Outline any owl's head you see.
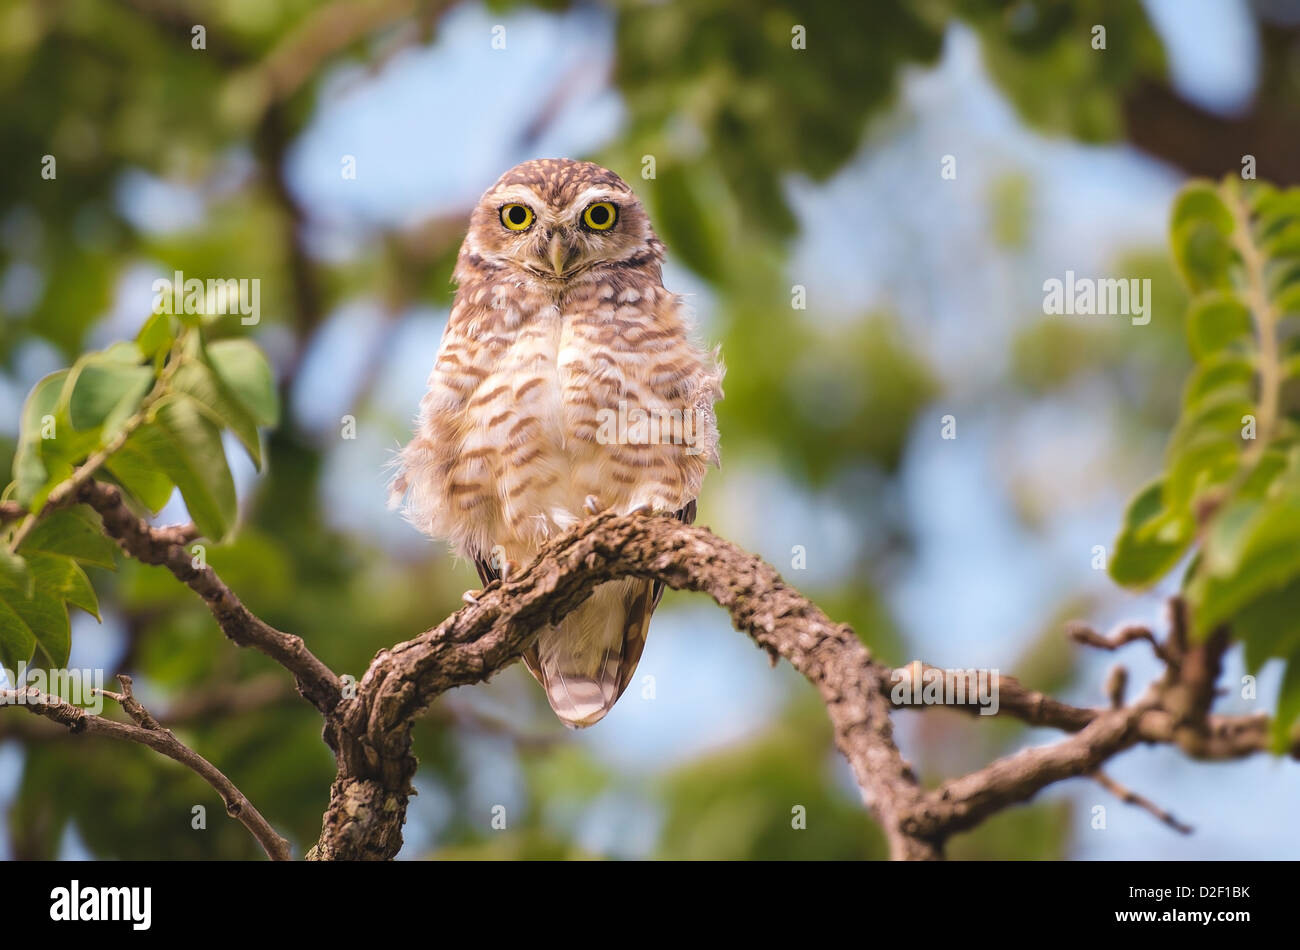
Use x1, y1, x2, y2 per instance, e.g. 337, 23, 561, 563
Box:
461, 159, 660, 282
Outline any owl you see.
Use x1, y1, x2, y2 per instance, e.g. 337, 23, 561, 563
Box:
391, 158, 723, 728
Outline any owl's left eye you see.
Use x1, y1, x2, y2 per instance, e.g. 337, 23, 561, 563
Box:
500, 203, 534, 231
582, 202, 618, 231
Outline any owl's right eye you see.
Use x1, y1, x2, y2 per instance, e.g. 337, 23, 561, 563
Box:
500, 204, 535, 231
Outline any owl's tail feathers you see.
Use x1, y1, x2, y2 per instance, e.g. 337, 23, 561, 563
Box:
524, 578, 654, 729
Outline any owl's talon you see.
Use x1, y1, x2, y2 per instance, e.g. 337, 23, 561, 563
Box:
499, 559, 520, 582
584, 495, 600, 515
462, 588, 482, 605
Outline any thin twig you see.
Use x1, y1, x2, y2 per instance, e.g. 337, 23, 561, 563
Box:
1067, 620, 1171, 663
1091, 769, 1194, 835
1, 676, 292, 860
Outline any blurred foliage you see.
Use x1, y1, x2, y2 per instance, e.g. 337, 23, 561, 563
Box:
948, 797, 1072, 860
654, 699, 887, 859
609, 0, 945, 241
1011, 250, 1191, 426
0, 0, 1293, 861
957, 0, 1165, 141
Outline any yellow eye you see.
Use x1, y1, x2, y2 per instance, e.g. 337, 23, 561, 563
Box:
582, 202, 617, 231
500, 203, 534, 231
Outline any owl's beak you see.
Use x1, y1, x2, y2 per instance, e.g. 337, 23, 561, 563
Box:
548, 234, 575, 277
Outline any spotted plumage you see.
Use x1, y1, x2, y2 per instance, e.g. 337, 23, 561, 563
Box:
391, 159, 723, 728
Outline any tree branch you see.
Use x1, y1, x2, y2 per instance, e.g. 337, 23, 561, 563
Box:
77, 481, 343, 716
18, 489, 1293, 860
313, 509, 936, 860
1091, 770, 1193, 835
1066, 620, 1171, 664
310, 513, 1296, 860
1, 675, 291, 861
906, 694, 1157, 838
880, 661, 1293, 759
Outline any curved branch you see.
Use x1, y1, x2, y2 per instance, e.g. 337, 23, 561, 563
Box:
315, 509, 936, 860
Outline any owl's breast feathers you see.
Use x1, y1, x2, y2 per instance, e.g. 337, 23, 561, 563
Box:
392, 268, 722, 562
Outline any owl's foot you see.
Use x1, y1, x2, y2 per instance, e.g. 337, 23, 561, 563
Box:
464, 557, 518, 604
584, 495, 601, 515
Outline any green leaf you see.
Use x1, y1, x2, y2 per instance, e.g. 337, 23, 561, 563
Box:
1274, 649, 1300, 754
67, 357, 153, 435
0, 549, 32, 597
206, 339, 279, 427
1109, 479, 1195, 588
1163, 389, 1254, 508
0, 596, 36, 674
1164, 433, 1239, 512
45, 558, 99, 623
1237, 578, 1300, 673
1167, 396, 1255, 472
1172, 183, 1236, 233
132, 396, 237, 540
1263, 220, 1300, 258
1170, 183, 1236, 293
1185, 293, 1253, 361
137, 311, 175, 360
13, 370, 69, 508
1186, 492, 1300, 635
18, 507, 118, 569
1250, 184, 1300, 223
1202, 498, 1260, 576
104, 438, 176, 513
1182, 356, 1255, 408
0, 553, 94, 670
1237, 445, 1293, 500
172, 359, 263, 468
